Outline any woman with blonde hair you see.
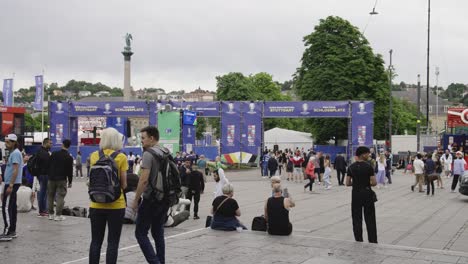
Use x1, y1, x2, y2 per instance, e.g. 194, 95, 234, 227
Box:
88, 127, 128, 264
376, 154, 386, 189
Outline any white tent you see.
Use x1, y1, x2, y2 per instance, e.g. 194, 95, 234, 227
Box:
264, 127, 313, 151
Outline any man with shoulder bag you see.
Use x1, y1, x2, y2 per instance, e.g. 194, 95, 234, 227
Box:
346, 146, 378, 244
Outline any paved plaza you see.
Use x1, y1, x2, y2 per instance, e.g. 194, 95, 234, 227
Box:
2, 169, 468, 263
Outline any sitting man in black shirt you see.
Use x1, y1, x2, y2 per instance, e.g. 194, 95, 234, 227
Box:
346, 146, 378, 243
265, 183, 295, 235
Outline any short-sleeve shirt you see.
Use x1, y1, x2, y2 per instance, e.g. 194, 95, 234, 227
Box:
140, 146, 164, 200
212, 196, 239, 217
347, 161, 374, 190
89, 149, 128, 209
5, 148, 23, 184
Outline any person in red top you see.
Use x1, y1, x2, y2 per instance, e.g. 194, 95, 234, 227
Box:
304, 156, 316, 192
290, 150, 304, 183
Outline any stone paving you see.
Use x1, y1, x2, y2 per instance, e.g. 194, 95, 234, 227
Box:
1, 168, 468, 263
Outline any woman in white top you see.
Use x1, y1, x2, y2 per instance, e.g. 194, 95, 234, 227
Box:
376, 154, 386, 188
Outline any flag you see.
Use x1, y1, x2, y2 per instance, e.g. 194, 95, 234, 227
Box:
34, 75, 44, 110
3, 79, 13, 107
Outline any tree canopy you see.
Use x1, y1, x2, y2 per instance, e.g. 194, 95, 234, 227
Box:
293, 16, 390, 143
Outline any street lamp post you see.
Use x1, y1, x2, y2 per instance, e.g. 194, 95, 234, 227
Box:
388, 49, 393, 152
426, 0, 431, 132
417, 74, 421, 152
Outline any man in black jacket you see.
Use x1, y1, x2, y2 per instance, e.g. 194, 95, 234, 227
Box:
334, 153, 347, 186
179, 159, 192, 198
36, 138, 51, 217
186, 169, 205, 219
47, 139, 73, 221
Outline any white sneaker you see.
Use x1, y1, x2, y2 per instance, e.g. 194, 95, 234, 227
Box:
48, 215, 54, 220
54, 215, 66, 221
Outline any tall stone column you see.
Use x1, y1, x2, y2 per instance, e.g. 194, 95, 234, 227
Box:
122, 50, 133, 101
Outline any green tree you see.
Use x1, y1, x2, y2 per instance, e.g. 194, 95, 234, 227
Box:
293, 16, 389, 143
196, 117, 207, 140
216, 72, 255, 101
440, 83, 467, 101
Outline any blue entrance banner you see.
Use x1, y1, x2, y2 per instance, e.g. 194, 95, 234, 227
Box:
221, 102, 241, 154
351, 101, 374, 146
182, 125, 196, 153
181, 101, 220, 117
70, 117, 78, 145
107, 116, 127, 138
33, 75, 44, 110
240, 102, 262, 156
3, 79, 13, 107
263, 101, 349, 118
70, 101, 148, 116
50, 102, 70, 146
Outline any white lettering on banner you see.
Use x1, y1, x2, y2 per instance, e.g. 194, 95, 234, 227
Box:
115, 106, 144, 112
74, 105, 98, 112
313, 106, 346, 113
195, 107, 217, 111
268, 106, 295, 113
3, 121, 13, 125
0, 107, 8, 112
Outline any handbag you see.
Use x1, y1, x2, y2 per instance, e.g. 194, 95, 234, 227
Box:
205, 196, 230, 228
406, 164, 413, 171
427, 173, 439, 182
370, 189, 378, 203
251, 215, 267, 231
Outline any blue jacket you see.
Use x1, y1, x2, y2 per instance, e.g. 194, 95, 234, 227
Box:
453, 158, 465, 175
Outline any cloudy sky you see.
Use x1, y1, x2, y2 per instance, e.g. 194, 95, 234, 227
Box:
0, 0, 466, 93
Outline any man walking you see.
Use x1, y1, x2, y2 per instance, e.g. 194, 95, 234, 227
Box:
0, 134, 23, 241
75, 151, 83, 178
132, 126, 170, 264
47, 139, 73, 221
411, 154, 425, 193
36, 138, 51, 217
346, 146, 377, 243
334, 153, 347, 185
179, 159, 192, 199
186, 168, 204, 219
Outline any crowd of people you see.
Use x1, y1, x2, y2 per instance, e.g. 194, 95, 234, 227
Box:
2, 124, 467, 263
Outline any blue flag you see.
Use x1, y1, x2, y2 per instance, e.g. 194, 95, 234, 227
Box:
3, 79, 13, 107
34, 75, 44, 110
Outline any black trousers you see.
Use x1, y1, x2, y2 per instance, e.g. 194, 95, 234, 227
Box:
2, 184, 20, 234
89, 208, 125, 264
304, 177, 315, 191
451, 174, 460, 191
269, 169, 277, 177
426, 175, 434, 195
351, 191, 377, 243
336, 169, 346, 185
186, 190, 201, 216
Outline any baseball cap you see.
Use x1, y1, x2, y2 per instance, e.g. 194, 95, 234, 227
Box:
5, 134, 17, 142
456, 151, 463, 155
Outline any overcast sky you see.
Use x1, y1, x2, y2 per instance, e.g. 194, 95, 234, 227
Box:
0, 0, 466, 93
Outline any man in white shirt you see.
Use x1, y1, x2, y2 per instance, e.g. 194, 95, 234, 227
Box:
213, 168, 229, 198
411, 154, 425, 192
440, 149, 453, 178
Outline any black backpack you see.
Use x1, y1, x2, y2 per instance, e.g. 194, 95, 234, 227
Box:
88, 150, 121, 203
146, 147, 181, 207
27, 154, 41, 176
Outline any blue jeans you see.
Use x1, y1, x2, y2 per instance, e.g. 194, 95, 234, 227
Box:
262, 163, 268, 176
37, 175, 48, 213
135, 199, 169, 264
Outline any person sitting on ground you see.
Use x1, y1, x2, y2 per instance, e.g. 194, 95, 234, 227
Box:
210, 183, 247, 231
213, 168, 229, 198
17, 178, 33, 213
265, 183, 295, 236
165, 198, 191, 227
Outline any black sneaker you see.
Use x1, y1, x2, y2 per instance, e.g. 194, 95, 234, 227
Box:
193, 215, 200, 220
411, 185, 414, 192
0, 234, 12, 242
7, 232, 17, 238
